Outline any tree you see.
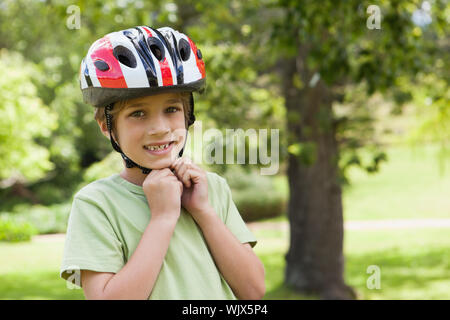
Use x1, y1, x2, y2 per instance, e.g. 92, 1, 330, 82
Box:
263, 0, 448, 299
0, 0, 173, 201
0, 50, 57, 189
189, 0, 448, 298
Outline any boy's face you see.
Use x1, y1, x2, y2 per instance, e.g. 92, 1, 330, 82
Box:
100, 92, 187, 170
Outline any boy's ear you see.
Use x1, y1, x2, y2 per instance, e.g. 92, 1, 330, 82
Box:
96, 119, 110, 139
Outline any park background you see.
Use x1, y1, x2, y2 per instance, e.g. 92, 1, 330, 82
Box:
0, 0, 449, 299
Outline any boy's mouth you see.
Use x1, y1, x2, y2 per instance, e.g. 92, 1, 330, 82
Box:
143, 141, 175, 151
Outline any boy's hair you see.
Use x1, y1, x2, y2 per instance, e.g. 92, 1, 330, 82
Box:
94, 92, 192, 131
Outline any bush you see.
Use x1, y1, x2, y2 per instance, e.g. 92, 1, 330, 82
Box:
33, 184, 67, 206
82, 151, 123, 185
0, 202, 71, 236
233, 187, 287, 222
220, 166, 287, 222
0, 217, 38, 242
10, 203, 71, 235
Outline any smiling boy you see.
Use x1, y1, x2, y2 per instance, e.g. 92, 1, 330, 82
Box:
60, 26, 265, 300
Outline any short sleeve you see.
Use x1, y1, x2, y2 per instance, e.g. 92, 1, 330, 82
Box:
60, 195, 125, 288
220, 177, 258, 248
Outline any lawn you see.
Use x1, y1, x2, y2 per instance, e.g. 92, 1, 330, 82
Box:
343, 144, 450, 221
253, 227, 450, 300
0, 239, 84, 300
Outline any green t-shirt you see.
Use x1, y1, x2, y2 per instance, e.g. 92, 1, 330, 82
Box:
60, 171, 257, 300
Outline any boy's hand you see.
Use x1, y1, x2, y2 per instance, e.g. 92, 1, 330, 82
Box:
142, 168, 183, 222
170, 157, 213, 221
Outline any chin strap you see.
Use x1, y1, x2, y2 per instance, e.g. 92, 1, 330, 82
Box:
104, 93, 196, 174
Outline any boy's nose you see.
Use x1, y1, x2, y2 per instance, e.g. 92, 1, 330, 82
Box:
146, 117, 171, 136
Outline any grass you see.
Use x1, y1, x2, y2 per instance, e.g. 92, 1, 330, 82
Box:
0, 240, 84, 300
253, 227, 450, 300
345, 227, 450, 299
343, 144, 450, 221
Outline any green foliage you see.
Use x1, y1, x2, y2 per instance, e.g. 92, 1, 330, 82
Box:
235, 188, 286, 222
81, 151, 124, 185
408, 74, 450, 148
222, 166, 287, 221
287, 142, 317, 166
0, 50, 58, 182
20, 204, 71, 235
1, 203, 71, 235
49, 80, 112, 168
0, 217, 37, 242
205, 0, 449, 178
0, 0, 171, 206
33, 184, 69, 206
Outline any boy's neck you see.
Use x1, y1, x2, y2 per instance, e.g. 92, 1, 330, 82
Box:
120, 169, 146, 187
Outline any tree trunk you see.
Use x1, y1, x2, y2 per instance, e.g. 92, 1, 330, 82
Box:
281, 52, 356, 300
10, 181, 40, 204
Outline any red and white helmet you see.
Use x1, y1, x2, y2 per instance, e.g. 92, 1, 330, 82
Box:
80, 26, 206, 108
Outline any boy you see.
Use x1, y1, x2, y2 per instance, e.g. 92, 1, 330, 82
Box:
60, 26, 265, 300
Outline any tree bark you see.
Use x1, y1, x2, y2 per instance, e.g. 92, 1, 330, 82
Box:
10, 181, 40, 204
281, 52, 356, 300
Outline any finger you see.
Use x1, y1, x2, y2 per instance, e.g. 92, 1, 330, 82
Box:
172, 158, 189, 177
175, 166, 191, 188
168, 174, 179, 182
171, 158, 183, 174
146, 169, 162, 181
187, 162, 202, 173
182, 157, 193, 165
172, 156, 193, 170
170, 157, 181, 169
176, 162, 191, 184
182, 158, 202, 171
182, 169, 201, 188
182, 163, 204, 179
177, 168, 190, 188
158, 168, 175, 178
171, 175, 182, 186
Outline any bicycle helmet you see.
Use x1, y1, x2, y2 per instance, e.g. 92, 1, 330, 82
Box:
79, 26, 206, 174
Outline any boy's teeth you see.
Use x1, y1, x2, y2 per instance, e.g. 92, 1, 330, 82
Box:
146, 143, 170, 151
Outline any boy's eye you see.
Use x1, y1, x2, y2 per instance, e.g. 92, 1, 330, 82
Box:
130, 110, 145, 117
166, 106, 181, 113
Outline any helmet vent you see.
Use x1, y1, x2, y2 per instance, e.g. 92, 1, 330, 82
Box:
147, 37, 165, 61
178, 38, 191, 61
113, 45, 137, 68
94, 60, 110, 71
